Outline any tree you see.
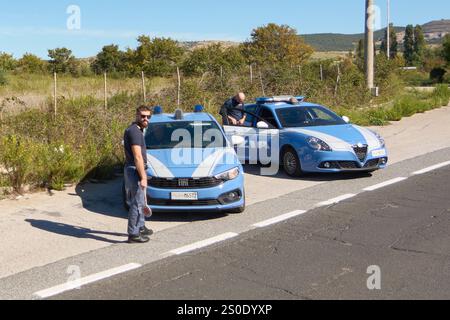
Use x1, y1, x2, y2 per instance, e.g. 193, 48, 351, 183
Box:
443, 34, 450, 65
355, 39, 365, 71
0, 52, 17, 71
91, 45, 125, 74
134, 36, 185, 77
48, 48, 77, 74
413, 25, 426, 66
380, 24, 398, 59
403, 25, 415, 66
181, 44, 245, 76
17, 53, 47, 73
243, 23, 313, 67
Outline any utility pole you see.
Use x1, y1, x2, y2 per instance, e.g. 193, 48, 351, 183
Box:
365, 0, 375, 90
387, 0, 391, 59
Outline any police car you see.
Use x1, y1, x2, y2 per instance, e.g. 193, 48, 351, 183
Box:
124, 106, 246, 213
223, 96, 388, 177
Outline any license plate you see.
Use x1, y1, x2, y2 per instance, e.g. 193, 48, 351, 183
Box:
171, 192, 198, 201
372, 149, 386, 157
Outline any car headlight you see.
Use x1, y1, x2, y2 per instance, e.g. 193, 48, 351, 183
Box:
307, 137, 332, 151
215, 167, 240, 181
371, 130, 385, 148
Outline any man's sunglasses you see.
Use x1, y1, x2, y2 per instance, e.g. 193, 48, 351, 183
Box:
140, 115, 151, 119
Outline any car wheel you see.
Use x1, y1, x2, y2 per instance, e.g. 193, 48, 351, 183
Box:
122, 181, 130, 211
282, 148, 303, 177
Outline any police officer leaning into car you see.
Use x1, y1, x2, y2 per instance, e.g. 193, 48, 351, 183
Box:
220, 92, 247, 126
123, 106, 154, 244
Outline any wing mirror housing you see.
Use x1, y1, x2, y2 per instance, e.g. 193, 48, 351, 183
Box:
257, 121, 269, 129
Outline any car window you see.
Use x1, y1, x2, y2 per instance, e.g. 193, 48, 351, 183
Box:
276, 106, 346, 128
259, 107, 279, 128
146, 121, 226, 149
244, 104, 257, 126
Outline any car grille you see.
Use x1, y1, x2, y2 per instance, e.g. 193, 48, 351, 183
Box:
149, 177, 223, 189
364, 159, 381, 168
148, 198, 221, 206
338, 161, 359, 169
352, 145, 368, 162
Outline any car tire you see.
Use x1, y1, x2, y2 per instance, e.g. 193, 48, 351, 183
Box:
282, 148, 304, 177
122, 181, 130, 211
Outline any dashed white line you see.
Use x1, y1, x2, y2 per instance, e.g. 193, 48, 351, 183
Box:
167, 232, 239, 256
412, 161, 450, 175
316, 194, 357, 207
363, 177, 408, 191
33, 263, 142, 299
252, 210, 307, 228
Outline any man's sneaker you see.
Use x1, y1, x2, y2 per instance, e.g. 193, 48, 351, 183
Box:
140, 226, 154, 236
128, 235, 150, 244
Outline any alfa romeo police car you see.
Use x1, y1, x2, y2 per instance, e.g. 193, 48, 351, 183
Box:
124, 106, 246, 213
223, 96, 388, 177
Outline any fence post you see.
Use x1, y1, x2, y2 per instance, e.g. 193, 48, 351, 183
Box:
250, 64, 253, 84
141, 71, 146, 104
334, 64, 341, 97
177, 67, 181, 107
104, 72, 108, 109
320, 64, 323, 81
259, 69, 265, 96
53, 72, 57, 118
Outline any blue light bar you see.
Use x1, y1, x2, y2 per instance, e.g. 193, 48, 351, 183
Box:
153, 106, 163, 115
256, 95, 305, 104
194, 105, 204, 113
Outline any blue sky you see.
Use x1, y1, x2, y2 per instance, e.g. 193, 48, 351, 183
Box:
0, 0, 449, 58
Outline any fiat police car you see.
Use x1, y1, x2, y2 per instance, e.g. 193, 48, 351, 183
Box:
124, 106, 246, 213
223, 96, 388, 177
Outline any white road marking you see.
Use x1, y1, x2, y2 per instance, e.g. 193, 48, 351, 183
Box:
167, 232, 239, 256
316, 194, 357, 207
412, 161, 450, 175
252, 210, 307, 228
33, 263, 142, 299
363, 177, 408, 191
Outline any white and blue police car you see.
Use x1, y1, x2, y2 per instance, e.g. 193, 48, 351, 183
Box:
224, 96, 388, 177
124, 106, 246, 213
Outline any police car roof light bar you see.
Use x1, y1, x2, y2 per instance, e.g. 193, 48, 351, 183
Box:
153, 106, 163, 115
194, 105, 204, 113
256, 95, 305, 104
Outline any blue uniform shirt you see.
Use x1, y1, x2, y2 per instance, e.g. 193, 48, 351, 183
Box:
124, 123, 148, 167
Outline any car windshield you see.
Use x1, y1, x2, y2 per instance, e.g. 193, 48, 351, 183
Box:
145, 121, 226, 150
276, 106, 346, 128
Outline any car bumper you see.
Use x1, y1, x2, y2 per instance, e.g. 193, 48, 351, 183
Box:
146, 175, 245, 212
300, 149, 389, 173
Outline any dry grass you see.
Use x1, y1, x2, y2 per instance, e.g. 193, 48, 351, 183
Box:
0, 74, 172, 112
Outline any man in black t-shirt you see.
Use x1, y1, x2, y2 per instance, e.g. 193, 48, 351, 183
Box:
123, 106, 153, 244
220, 92, 247, 126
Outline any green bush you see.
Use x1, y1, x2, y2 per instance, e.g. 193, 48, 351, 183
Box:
0, 69, 7, 86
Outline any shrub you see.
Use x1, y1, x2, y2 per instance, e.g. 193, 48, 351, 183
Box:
0, 69, 7, 86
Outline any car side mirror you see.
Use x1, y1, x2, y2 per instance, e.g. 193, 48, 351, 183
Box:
257, 121, 269, 129
231, 135, 245, 146
342, 116, 350, 123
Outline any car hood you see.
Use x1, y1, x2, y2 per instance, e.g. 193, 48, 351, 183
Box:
146, 147, 240, 178
284, 124, 383, 152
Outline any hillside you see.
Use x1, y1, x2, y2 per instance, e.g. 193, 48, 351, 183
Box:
302, 19, 450, 52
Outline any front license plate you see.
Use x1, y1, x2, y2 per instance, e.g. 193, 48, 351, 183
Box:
171, 192, 198, 201
372, 149, 386, 157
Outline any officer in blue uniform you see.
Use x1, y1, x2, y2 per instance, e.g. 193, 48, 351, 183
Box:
123, 106, 154, 244
220, 92, 247, 126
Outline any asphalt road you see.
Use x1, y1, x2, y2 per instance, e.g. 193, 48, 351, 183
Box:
54, 166, 450, 300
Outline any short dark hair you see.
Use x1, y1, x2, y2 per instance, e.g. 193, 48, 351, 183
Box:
136, 105, 152, 114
